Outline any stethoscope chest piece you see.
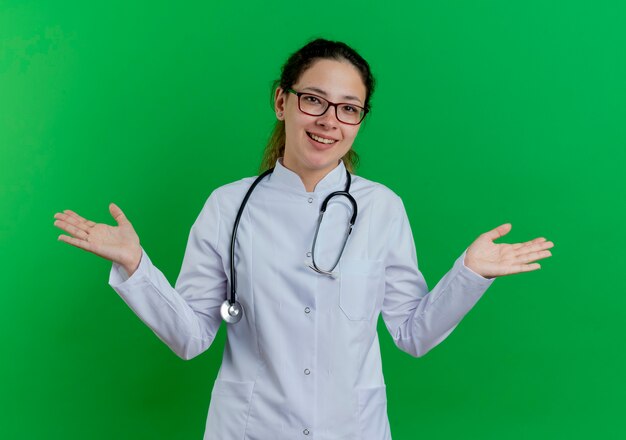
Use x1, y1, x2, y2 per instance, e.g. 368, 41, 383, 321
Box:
220, 299, 244, 324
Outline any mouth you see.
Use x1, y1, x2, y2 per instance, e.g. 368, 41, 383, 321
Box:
306, 131, 338, 145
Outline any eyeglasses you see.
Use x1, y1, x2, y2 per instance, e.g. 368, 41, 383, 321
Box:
287, 88, 368, 125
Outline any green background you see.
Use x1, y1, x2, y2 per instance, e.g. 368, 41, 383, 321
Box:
2, 0, 625, 438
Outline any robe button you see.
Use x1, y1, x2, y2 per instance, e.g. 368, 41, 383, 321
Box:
304, 307, 311, 314
303, 428, 310, 435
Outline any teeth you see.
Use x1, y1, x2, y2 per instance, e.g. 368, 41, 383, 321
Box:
308, 132, 336, 144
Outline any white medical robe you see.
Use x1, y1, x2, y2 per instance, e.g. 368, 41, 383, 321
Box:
108, 158, 495, 439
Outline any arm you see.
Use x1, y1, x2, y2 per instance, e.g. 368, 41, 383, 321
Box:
381, 198, 495, 358
108, 192, 227, 360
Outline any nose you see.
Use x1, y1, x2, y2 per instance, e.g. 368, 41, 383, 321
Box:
316, 104, 340, 128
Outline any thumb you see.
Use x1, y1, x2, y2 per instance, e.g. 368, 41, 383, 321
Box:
109, 202, 129, 226
483, 223, 512, 241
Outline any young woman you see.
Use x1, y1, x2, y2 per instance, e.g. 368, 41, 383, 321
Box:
53, 39, 554, 439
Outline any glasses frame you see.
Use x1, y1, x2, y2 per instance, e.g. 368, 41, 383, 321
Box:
286, 88, 368, 125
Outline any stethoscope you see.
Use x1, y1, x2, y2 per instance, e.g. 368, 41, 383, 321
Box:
220, 167, 358, 324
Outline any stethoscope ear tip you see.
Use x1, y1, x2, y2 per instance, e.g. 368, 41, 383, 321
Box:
306, 263, 340, 279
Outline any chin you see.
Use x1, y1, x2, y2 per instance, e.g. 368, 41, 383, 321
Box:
284, 135, 348, 173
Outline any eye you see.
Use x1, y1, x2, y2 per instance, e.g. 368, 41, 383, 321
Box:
303, 95, 321, 104
341, 105, 358, 113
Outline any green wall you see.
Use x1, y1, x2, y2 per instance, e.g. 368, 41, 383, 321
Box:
2, 0, 625, 438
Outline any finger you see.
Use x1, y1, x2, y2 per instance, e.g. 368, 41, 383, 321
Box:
511, 263, 541, 274
63, 209, 96, 228
483, 223, 512, 241
511, 237, 547, 251
532, 240, 554, 252
54, 212, 92, 234
109, 202, 129, 226
517, 249, 552, 263
514, 240, 554, 256
53, 219, 89, 240
58, 234, 97, 253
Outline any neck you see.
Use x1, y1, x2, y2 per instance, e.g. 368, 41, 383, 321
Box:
301, 172, 326, 192
281, 158, 339, 192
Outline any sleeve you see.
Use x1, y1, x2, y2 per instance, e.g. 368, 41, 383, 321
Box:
381, 197, 495, 358
108, 191, 227, 360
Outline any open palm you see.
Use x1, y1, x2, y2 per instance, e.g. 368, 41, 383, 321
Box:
464, 223, 554, 279
53, 203, 142, 269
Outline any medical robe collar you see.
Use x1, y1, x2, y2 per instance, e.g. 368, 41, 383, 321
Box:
270, 157, 348, 194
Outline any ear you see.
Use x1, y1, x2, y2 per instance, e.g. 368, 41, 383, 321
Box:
274, 87, 286, 120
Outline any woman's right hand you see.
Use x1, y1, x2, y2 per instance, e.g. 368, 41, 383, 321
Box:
53, 203, 142, 275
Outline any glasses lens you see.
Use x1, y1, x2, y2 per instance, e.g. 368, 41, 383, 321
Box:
299, 93, 365, 125
337, 104, 365, 125
299, 94, 328, 116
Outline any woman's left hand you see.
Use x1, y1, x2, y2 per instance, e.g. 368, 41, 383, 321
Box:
464, 223, 554, 279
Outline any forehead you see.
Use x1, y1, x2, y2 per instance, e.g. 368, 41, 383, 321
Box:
294, 58, 366, 103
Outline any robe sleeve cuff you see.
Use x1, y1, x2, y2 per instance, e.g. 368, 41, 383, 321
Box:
109, 247, 151, 288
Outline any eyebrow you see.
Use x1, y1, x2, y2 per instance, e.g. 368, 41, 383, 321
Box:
301, 86, 363, 105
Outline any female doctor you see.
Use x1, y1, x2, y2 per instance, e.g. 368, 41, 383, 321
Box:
53, 39, 554, 439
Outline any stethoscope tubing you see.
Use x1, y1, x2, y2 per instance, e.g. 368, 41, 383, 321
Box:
229, 167, 274, 303
223, 166, 356, 323
308, 187, 357, 276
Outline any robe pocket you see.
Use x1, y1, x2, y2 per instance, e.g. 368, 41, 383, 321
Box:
205, 379, 255, 440
357, 385, 390, 440
339, 259, 384, 321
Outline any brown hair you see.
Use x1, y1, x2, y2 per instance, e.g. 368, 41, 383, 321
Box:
260, 38, 376, 173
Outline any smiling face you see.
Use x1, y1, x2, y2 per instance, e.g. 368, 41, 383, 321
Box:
274, 58, 367, 189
